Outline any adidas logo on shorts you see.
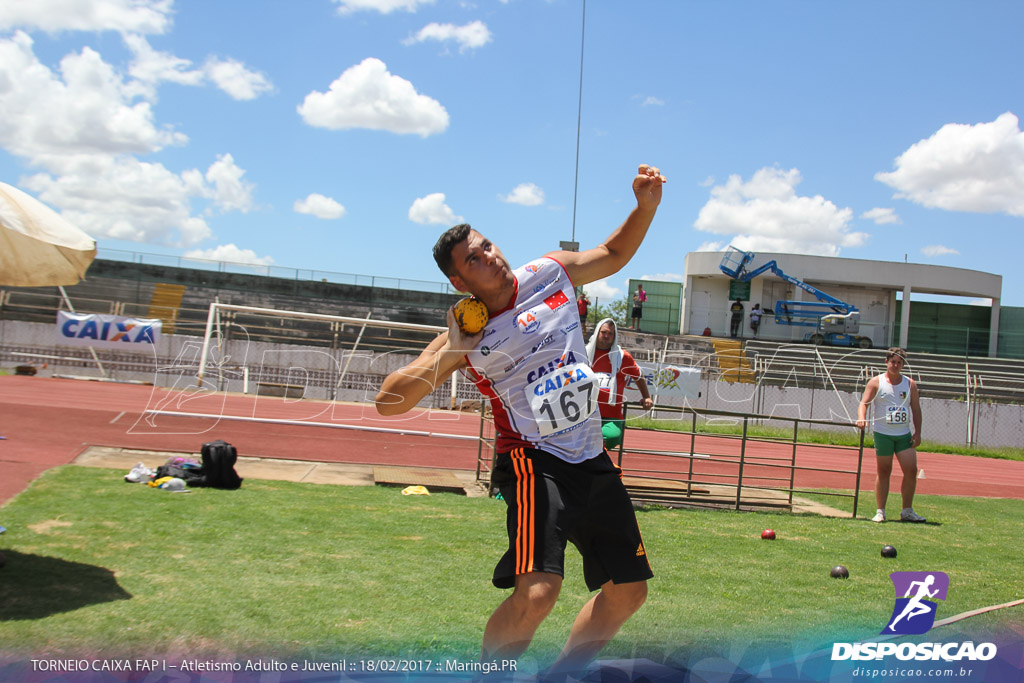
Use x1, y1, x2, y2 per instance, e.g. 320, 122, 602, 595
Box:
636, 544, 646, 557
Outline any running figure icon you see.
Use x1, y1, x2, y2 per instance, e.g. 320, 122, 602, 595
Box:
888, 574, 939, 632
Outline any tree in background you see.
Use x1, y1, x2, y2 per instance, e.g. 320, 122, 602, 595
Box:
586, 295, 630, 331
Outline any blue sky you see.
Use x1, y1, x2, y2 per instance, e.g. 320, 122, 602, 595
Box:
2, 0, 1023, 306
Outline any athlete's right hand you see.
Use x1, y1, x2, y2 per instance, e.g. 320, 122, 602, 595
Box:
445, 306, 484, 353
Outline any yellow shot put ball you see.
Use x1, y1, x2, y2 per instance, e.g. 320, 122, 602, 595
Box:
454, 297, 489, 334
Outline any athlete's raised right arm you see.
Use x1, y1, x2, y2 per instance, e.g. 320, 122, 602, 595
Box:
375, 308, 480, 416
547, 164, 665, 287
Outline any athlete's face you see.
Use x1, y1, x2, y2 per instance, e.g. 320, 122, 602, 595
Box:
596, 323, 615, 350
447, 230, 513, 298
886, 354, 905, 374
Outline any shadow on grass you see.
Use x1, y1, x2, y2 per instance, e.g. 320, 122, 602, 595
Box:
0, 551, 132, 620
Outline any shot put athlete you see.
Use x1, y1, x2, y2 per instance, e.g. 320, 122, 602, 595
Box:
376, 164, 666, 675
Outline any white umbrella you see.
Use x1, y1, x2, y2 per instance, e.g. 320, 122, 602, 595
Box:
0, 181, 96, 286
0, 181, 105, 375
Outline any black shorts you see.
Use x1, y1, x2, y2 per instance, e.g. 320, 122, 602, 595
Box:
491, 447, 654, 591
631, 306, 643, 319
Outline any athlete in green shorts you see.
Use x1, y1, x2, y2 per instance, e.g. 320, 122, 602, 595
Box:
856, 347, 926, 523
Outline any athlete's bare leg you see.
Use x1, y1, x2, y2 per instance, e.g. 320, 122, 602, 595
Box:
481, 572, 561, 662
894, 448, 919, 509
548, 579, 648, 674
875, 455, 894, 511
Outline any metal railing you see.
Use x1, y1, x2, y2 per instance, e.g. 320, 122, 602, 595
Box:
611, 404, 866, 517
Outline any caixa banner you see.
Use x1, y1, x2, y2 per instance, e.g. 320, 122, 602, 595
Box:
57, 312, 161, 350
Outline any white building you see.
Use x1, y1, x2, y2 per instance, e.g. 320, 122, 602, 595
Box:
682, 251, 1002, 356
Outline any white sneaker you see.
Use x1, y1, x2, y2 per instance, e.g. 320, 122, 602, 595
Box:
901, 509, 927, 523
871, 510, 886, 523
124, 462, 154, 483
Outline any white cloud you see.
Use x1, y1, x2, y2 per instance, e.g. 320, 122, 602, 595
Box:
333, 0, 435, 14
921, 244, 959, 257
184, 243, 275, 266
404, 21, 492, 52
693, 167, 868, 256
294, 193, 347, 219
123, 33, 203, 95
21, 156, 213, 247
203, 154, 254, 213
18, 153, 256, 247
876, 112, 1024, 216
0, 31, 270, 252
644, 272, 684, 282
0, 32, 187, 160
409, 192, 462, 225
123, 35, 272, 101
499, 182, 544, 206
640, 96, 664, 107
583, 278, 621, 301
0, 0, 173, 34
204, 57, 273, 101
297, 57, 449, 137
861, 207, 901, 225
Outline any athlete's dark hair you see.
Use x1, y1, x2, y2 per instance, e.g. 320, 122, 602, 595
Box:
432, 223, 472, 277
886, 347, 907, 362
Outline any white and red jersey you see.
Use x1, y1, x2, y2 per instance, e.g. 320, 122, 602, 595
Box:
464, 257, 602, 464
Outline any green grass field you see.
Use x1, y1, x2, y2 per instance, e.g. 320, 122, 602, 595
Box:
1, 467, 1022, 669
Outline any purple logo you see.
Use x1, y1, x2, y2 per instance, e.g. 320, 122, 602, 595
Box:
883, 571, 949, 635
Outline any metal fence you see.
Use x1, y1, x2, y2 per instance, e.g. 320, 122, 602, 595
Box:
470, 402, 868, 516
607, 404, 866, 516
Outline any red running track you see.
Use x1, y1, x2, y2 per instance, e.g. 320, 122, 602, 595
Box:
2, 375, 1024, 506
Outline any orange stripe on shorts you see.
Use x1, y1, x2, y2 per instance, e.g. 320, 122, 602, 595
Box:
512, 449, 535, 576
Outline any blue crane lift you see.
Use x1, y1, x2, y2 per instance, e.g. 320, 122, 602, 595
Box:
718, 246, 873, 348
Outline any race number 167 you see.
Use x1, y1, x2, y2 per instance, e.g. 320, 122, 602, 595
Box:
537, 381, 595, 432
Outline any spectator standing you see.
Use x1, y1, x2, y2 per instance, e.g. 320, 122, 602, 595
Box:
586, 318, 653, 451
749, 304, 762, 337
729, 298, 744, 338
577, 291, 591, 337
631, 284, 647, 331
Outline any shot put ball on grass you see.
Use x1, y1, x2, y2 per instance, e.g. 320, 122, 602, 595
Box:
454, 297, 489, 334
881, 545, 898, 558
830, 565, 850, 579
761, 529, 776, 540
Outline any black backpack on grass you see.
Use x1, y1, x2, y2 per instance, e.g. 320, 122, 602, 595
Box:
199, 440, 243, 489
154, 459, 205, 486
